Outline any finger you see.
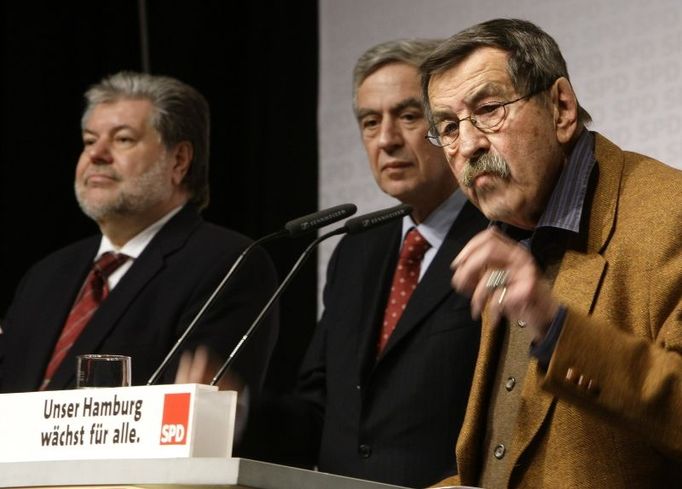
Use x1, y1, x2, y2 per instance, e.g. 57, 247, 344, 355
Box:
452, 228, 497, 269
175, 350, 193, 384
471, 267, 512, 318
452, 227, 515, 269
452, 260, 486, 297
469, 271, 491, 318
187, 345, 210, 384
452, 240, 513, 297
452, 236, 500, 295
453, 231, 517, 280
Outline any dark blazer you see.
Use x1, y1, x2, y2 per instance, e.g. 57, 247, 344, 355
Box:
240, 200, 487, 488
0, 204, 278, 393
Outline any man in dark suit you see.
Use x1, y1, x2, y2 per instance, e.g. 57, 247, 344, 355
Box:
0, 72, 278, 394
228, 39, 486, 488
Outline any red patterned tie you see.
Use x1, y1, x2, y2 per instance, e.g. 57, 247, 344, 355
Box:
41, 252, 129, 390
377, 228, 431, 355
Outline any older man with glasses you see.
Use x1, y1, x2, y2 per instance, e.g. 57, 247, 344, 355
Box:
421, 18, 682, 488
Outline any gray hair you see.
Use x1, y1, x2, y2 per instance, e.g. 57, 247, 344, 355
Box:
352, 38, 444, 114
420, 18, 591, 126
82, 71, 211, 210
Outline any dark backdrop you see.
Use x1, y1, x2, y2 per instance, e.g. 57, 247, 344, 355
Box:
0, 0, 319, 394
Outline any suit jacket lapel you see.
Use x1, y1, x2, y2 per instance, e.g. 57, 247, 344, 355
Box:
456, 306, 504, 482
379, 202, 486, 359
508, 249, 605, 468
508, 133, 624, 475
458, 248, 610, 483
20, 242, 98, 390
355, 221, 401, 385
49, 205, 202, 388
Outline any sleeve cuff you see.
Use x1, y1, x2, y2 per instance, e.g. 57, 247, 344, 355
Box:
530, 305, 567, 369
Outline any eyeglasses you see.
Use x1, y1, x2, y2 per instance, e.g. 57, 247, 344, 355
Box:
425, 87, 548, 148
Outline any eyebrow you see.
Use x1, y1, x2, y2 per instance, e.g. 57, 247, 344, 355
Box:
463, 82, 508, 106
430, 82, 510, 124
356, 97, 423, 121
393, 97, 423, 113
82, 124, 136, 136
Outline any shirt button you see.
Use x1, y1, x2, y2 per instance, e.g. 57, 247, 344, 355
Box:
356, 384, 361, 390
517, 320, 527, 328
358, 444, 372, 458
505, 376, 516, 392
494, 443, 506, 459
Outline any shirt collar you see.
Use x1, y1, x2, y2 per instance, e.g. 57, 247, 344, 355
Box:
401, 189, 468, 249
95, 205, 184, 261
536, 129, 595, 234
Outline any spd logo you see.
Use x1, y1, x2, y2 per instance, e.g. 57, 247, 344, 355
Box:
160, 392, 190, 445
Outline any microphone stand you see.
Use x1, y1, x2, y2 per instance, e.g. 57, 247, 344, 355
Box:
146, 203, 357, 385
146, 229, 287, 385
210, 227, 346, 386
209, 203, 412, 386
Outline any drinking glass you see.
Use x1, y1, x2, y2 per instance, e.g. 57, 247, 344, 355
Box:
76, 354, 131, 388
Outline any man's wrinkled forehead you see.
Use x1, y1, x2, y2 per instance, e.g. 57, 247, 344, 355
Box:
428, 48, 513, 107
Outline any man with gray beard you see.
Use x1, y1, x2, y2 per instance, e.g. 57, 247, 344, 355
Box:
0, 72, 278, 393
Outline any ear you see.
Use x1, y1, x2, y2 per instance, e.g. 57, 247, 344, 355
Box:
169, 141, 193, 186
551, 77, 579, 144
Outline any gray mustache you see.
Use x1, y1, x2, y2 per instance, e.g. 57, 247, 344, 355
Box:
459, 152, 510, 187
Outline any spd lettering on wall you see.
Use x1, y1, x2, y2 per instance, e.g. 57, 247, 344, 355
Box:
159, 392, 190, 445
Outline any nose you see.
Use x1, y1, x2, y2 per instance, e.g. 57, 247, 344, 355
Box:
377, 119, 403, 152
87, 138, 113, 164
452, 120, 490, 161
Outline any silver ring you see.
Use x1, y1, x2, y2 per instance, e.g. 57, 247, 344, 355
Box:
486, 269, 508, 290
497, 286, 508, 304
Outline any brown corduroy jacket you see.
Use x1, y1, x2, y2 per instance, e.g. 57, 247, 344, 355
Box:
437, 134, 682, 488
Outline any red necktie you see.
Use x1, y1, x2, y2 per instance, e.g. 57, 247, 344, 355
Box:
41, 252, 129, 389
377, 228, 431, 354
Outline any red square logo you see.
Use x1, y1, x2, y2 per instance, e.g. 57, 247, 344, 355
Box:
160, 392, 191, 445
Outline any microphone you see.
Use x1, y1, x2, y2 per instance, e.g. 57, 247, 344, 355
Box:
146, 203, 357, 385
344, 203, 412, 234
210, 203, 412, 386
285, 204, 358, 236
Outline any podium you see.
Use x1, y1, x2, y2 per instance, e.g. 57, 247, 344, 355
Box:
0, 457, 411, 488
0, 385, 411, 488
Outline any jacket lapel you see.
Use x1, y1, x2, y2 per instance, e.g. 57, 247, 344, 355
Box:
509, 250, 606, 474
355, 221, 402, 384
20, 242, 98, 390
49, 205, 201, 388
379, 202, 486, 359
456, 307, 504, 483
508, 133, 624, 476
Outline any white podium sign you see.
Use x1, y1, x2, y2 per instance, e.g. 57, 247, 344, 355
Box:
0, 383, 235, 463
